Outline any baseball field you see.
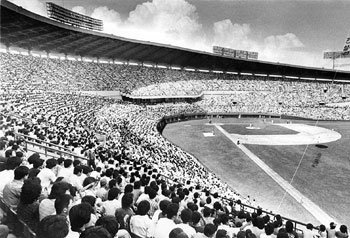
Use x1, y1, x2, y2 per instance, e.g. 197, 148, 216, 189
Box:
162, 118, 350, 226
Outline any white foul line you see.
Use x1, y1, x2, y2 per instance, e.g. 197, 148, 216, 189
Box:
214, 124, 338, 225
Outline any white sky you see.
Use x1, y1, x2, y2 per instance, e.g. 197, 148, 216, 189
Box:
7, 0, 350, 70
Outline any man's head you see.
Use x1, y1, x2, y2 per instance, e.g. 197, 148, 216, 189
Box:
73, 166, 83, 176
203, 224, 217, 237
14, 165, 29, 180
79, 226, 111, 238
105, 186, 119, 200
136, 200, 150, 216
69, 203, 95, 232
54, 194, 73, 216
166, 203, 179, 219
169, 228, 189, 238
180, 209, 192, 224
63, 159, 73, 168
95, 216, 118, 238
6, 156, 22, 170
46, 158, 58, 169
37, 215, 69, 238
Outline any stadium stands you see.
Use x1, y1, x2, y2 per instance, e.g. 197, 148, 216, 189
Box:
1, 0, 350, 236
0, 54, 349, 237
1, 51, 349, 121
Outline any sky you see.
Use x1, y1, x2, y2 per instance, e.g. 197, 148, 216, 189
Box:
8, 0, 350, 70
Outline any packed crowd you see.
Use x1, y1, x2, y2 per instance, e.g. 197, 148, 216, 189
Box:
1, 99, 348, 238
2, 52, 348, 109
130, 79, 348, 101
0, 52, 225, 92
0, 51, 349, 238
194, 95, 350, 120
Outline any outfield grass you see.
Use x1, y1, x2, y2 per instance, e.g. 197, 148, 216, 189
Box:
245, 121, 350, 225
162, 118, 350, 225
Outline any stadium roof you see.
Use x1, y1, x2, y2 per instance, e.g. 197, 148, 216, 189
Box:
1, 0, 350, 81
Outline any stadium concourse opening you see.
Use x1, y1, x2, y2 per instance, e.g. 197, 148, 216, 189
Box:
0, 0, 349, 238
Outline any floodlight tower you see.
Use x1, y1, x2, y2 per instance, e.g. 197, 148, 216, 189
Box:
323, 36, 350, 70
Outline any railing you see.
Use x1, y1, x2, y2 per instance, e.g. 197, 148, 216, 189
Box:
14, 133, 87, 161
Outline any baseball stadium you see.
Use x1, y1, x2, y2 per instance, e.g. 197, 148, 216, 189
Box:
0, 0, 349, 238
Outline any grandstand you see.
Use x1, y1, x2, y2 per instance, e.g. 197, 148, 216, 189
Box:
0, 0, 349, 238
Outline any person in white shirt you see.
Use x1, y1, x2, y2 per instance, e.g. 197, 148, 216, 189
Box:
176, 208, 196, 238
136, 186, 151, 205
57, 159, 73, 181
37, 158, 57, 191
304, 224, 317, 238
327, 222, 337, 238
102, 187, 121, 216
217, 214, 235, 238
0, 156, 22, 197
153, 203, 179, 238
69, 166, 83, 192
130, 200, 153, 238
79, 165, 92, 187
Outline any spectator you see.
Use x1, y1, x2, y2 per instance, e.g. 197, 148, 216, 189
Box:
129, 200, 152, 238
285, 220, 298, 238
69, 203, 97, 233
169, 227, 189, 238
54, 194, 73, 216
260, 223, 276, 238
80, 226, 112, 238
95, 215, 131, 238
216, 229, 229, 238
58, 159, 74, 181
191, 211, 205, 233
328, 222, 337, 238
194, 223, 218, 238
304, 224, 317, 238
102, 187, 121, 216
39, 181, 70, 220
17, 177, 42, 232
37, 158, 57, 191
0, 156, 22, 196
318, 225, 327, 238
335, 225, 348, 238
3, 165, 29, 209
154, 203, 179, 238
37, 214, 69, 238
177, 208, 196, 238
115, 193, 135, 230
